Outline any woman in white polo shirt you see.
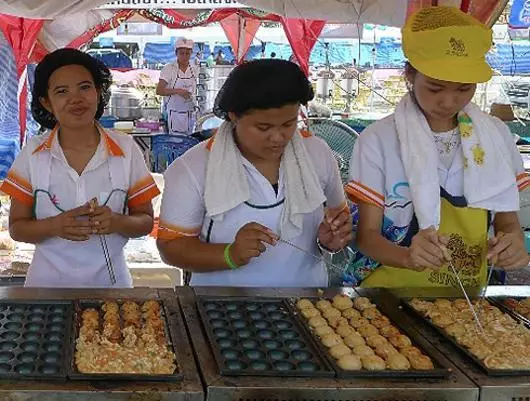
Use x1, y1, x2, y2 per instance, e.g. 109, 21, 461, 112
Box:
0, 49, 159, 287
345, 7, 530, 288
157, 59, 352, 287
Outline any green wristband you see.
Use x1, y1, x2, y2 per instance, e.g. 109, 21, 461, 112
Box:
224, 243, 238, 270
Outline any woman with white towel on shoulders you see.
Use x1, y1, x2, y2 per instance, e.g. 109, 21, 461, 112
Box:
157, 59, 352, 287
345, 6, 530, 288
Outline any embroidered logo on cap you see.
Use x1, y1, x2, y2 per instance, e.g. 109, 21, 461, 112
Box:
446, 37, 468, 57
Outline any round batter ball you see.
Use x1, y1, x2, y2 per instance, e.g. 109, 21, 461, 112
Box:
337, 354, 362, 370
323, 308, 341, 320
358, 324, 379, 338
336, 324, 356, 338
344, 332, 366, 348
314, 325, 334, 337
379, 325, 401, 338
445, 322, 466, 338
321, 333, 343, 348
371, 315, 391, 329
375, 343, 399, 360
366, 334, 388, 348
387, 353, 411, 370
328, 316, 349, 328
453, 298, 470, 311
349, 317, 370, 329
342, 308, 361, 320
309, 316, 328, 328
410, 355, 434, 370
400, 346, 423, 359
353, 297, 374, 311
362, 307, 381, 320
329, 344, 352, 359
434, 299, 453, 309
361, 355, 386, 371
353, 345, 375, 357
296, 299, 314, 310
316, 300, 333, 312
432, 314, 454, 328
332, 294, 354, 311
389, 334, 412, 349
301, 308, 321, 319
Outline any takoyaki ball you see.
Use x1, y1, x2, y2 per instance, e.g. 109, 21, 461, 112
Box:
337, 354, 362, 370
301, 308, 321, 319
389, 334, 412, 349
409, 355, 434, 370
387, 353, 411, 370
353, 345, 375, 357
309, 316, 328, 328
316, 300, 333, 312
357, 324, 379, 339
344, 332, 366, 348
323, 307, 342, 320
321, 333, 343, 348
361, 355, 386, 371
336, 324, 356, 338
353, 297, 374, 311
434, 298, 453, 310
400, 346, 423, 360
444, 322, 466, 338
366, 334, 388, 348
296, 298, 314, 310
328, 316, 349, 328
342, 308, 361, 320
362, 307, 382, 320
432, 314, 455, 328
349, 317, 370, 329
329, 344, 352, 359
375, 343, 399, 360
371, 315, 392, 329
379, 325, 401, 338
332, 294, 354, 311
314, 325, 334, 337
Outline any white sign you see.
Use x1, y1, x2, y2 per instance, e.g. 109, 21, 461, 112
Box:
100, 0, 243, 9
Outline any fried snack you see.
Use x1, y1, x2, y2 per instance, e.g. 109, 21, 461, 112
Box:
357, 324, 379, 339
330, 344, 352, 359
389, 334, 412, 349
432, 314, 455, 328
316, 300, 333, 311
353, 297, 374, 311
309, 316, 328, 328
321, 333, 343, 348
342, 308, 361, 320
349, 317, 370, 329
362, 307, 382, 320
387, 353, 411, 370
344, 332, 366, 348
323, 307, 342, 320
296, 298, 314, 310
301, 308, 321, 319
409, 355, 434, 370
141, 300, 161, 314
434, 299, 453, 309
375, 343, 399, 360
332, 294, 354, 311
336, 324, 356, 338
379, 325, 401, 338
314, 325, 334, 337
81, 309, 99, 329
361, 355, 386, 371
371, 315, 391, 329
400, 346, 423, 359
102, 301, 119, 315
337, 354, 362, 370
328, 316, 349, 328
353, 345, 375, 357
366, 334, 387, 348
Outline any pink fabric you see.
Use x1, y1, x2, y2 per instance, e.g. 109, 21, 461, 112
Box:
281, 18, 325, 76
220, 14, 261, 64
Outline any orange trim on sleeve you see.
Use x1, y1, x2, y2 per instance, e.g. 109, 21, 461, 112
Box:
205, 136, 215, 151
517, 172, 530, 192
128, 186, 161, 208
345, 181, 384, 209
0, 180, 33, 206
157, 221, 201, 240
300, 130, 312, 138
128, 175, 160, 208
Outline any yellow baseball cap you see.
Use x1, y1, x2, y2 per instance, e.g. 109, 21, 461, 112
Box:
402, 6, 493, 83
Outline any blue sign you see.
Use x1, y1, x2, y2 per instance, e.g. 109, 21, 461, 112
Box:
99, 37, 114, 48
510, 0, 530, 29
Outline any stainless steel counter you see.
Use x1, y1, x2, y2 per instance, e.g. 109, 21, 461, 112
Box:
180, 286, 479, 401
0, 288, 204, 401
385, 285, 530, 401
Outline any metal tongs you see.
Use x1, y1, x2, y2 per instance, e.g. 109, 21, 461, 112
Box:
89, 198, 117, 285
444, 248, 484, 334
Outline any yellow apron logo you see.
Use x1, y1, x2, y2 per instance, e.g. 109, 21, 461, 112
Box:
446, 37, 468, 57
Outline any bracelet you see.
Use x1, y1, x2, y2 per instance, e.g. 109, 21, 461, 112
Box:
316, 238, 343, 256
224, 243, 238, 270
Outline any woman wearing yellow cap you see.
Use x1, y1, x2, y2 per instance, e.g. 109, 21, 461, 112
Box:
345, 6, 530, 288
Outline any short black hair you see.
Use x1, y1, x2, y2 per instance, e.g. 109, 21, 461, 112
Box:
214, 59, 314, 120
31, 48, 112, 129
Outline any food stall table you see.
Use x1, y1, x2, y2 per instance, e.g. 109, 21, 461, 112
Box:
179, 286, 479, 401
0, 287, 203, 401
384, 286, 530, 401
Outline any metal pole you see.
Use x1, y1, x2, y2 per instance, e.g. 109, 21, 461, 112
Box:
486, 0, 509, 27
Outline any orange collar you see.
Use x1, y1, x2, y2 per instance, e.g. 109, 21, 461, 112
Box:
32, 123, 125, 157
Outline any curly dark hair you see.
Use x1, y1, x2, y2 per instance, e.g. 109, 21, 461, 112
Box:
214, 59, 314, 121
31, 48, 112, 129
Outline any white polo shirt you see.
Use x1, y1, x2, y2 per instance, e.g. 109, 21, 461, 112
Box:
158, 133, 347, 287
344, 114, 530, 284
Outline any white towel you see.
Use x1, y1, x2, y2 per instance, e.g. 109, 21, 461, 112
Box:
204, 121, 326, 240
394, 94, 519, 230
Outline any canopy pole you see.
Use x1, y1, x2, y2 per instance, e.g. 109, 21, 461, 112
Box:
486, 0, 509, 27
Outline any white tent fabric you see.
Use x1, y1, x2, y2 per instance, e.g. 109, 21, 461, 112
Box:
0, 0, 110, 19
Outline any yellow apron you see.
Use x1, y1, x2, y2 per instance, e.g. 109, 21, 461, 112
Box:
361, 194, 488, 288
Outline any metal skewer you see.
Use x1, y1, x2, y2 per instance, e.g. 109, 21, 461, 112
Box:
278, 238, 347, 274
89, 199, 117, 285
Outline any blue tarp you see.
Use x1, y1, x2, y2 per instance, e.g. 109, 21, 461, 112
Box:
91, 51, 133, 69
487, 42, 530, 75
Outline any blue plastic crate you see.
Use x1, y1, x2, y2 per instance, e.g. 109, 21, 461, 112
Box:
151, 134, 199, 173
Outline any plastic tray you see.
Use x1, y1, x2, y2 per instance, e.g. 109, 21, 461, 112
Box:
197, 296, 335, 377
289, 297, 451, 379
0, 301, 73, 380
402, 297, 530, 376
68, 299, 183, 382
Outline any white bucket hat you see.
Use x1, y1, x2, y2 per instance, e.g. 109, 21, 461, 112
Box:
176, 38, 194, 50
